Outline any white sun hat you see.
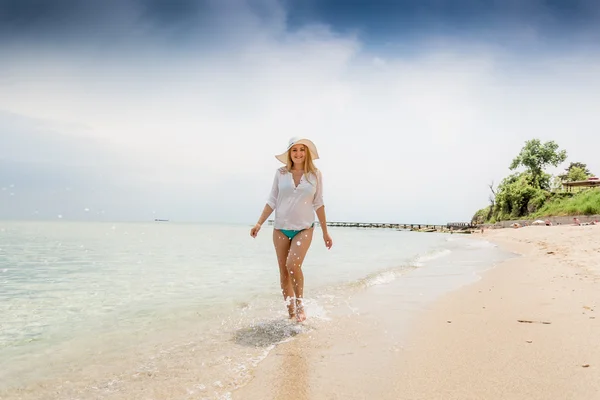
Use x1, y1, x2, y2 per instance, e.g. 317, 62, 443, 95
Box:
275, 137, 320, 164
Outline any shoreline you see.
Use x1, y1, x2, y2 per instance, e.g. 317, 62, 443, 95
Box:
232, 225, 600, 399
231, 233, 512, 399
389, 225, 600, 399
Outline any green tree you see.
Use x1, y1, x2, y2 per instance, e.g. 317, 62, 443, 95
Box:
509, 139, 567, 189
493, 172, 547, 219
558, 162, 593, 182
567, 167, 589, 182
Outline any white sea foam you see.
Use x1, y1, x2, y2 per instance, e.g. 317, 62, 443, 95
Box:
363, 270, 397, 286
354, 266, 418, 289
415, 248, 452, 264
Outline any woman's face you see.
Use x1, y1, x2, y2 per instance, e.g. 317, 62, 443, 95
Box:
289, 144, 306, 165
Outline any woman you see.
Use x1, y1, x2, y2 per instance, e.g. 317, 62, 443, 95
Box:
250, 137, 333, 322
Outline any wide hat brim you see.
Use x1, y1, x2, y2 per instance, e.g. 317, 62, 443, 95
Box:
275, 138, 320, 164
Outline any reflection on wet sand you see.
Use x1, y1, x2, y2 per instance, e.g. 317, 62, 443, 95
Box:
271, 341, 309, 400
231, 319, 312, 400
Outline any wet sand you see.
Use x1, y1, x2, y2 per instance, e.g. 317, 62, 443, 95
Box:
233, 225, 600, 399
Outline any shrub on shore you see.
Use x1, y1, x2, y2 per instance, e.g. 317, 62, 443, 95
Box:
530, 189, 600, 218
472, 139, 597, 224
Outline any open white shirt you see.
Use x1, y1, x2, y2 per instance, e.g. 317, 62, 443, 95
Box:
266, 167, 324, 230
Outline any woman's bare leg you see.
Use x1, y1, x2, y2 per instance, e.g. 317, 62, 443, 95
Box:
286, 228, 314, 322
273, 229, 295, 318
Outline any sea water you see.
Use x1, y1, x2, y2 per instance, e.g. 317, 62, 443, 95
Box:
0, 221, 513, 399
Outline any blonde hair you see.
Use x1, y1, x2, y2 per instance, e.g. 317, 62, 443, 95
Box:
284, 145, 319, 185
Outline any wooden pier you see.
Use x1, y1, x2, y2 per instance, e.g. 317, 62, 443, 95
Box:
267, 220, 474, 232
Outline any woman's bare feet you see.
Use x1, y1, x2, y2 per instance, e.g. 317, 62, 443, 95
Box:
296, 299, 306, 322
296, 308, 306, 322
287, 298, 296, 320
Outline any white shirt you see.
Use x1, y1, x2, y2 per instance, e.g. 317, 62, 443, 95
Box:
266, 167, 324, 230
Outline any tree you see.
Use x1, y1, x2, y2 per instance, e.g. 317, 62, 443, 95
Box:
567, 167, 590, 182
494, 172, 547, 219
558, 162, 593, 182
486, 181, 496, 221
509, 139, 567, 189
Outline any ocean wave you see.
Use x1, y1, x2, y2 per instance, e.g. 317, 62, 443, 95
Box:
350, 265, 418, 289
339, 248, 455, 290
414, 248, 452, 264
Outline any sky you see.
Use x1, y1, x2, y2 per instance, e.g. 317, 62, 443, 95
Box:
1, 0, 600, 224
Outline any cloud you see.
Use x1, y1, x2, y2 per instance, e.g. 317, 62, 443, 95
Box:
1, 1, 599, 223
3, 0, 599, 52
0, 0, 288, 52
0, 111, 147, 219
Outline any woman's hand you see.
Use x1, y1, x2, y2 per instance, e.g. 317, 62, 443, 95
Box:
323, 232, 333, 249
250, 223, 261, 238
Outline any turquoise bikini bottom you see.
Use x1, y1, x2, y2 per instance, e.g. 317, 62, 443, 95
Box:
279, 223, 315, 240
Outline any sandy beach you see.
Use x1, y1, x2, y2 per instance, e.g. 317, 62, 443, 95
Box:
233, 225, 600, 399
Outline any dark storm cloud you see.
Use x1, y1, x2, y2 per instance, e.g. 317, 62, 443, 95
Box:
286, 0, 600, 29
1, 0, 599, 50
0, 0, 121, 34
0, 0, 213, 48
286, 0, 600, 48
0, 0, 276, 48
0, 0, 199, 29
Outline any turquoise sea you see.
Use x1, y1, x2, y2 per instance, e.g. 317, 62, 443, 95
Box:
0, 221, 513, 399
